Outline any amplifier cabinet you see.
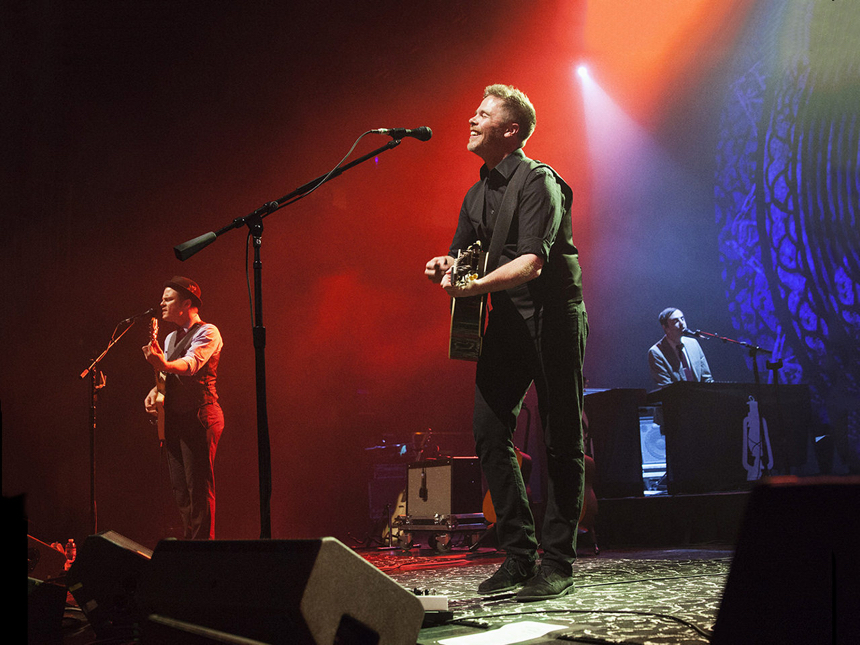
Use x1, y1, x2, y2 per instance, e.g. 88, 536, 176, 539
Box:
406, 457, 482, 517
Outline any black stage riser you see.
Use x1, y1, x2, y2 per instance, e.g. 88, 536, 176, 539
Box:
595, 492, 749, 547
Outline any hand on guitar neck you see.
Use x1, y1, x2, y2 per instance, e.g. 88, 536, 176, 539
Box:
142, 335, 168, 371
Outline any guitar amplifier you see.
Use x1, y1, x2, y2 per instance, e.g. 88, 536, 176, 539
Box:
406, 457, 482, 518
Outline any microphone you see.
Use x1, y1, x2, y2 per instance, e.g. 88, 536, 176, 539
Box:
681, 328, 702, 338
370, 126, 432, 141
122, 307, 157, 323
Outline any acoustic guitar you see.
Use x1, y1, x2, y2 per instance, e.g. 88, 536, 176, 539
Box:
448, 241, 488, 361
482, 406, 535, 524
481, 447, 533, 524
482, 453, 596, 530
149, 318, 166, 445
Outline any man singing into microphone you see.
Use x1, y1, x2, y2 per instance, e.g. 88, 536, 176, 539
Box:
143, 277, 224, 539
425, 85, 587, 601
648, 307, 713, 386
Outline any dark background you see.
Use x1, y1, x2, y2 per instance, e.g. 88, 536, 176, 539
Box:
4, 0, 852, 549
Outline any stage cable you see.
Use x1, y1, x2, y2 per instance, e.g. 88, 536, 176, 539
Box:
449, 608, 713, 641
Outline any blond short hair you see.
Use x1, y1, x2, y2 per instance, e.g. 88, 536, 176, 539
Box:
483, 84, 537, 146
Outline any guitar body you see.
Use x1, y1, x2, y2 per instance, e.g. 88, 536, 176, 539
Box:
481, 452, 597, 535
150, 318, 166, 445
482, 448, 532, 524
449, 242, 488, 361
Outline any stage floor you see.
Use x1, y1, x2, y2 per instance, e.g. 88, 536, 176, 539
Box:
57, 543, 734, 644
366, 543, 732, 644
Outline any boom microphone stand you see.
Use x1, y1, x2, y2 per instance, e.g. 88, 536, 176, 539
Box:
174, 136, 407, 539
79, 316, 146, 534
685, 328, 773, 385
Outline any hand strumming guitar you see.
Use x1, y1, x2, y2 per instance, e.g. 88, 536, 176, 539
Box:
144, 386, 160, 416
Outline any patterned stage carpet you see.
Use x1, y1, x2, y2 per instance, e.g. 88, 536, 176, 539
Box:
361, 545, 733, 645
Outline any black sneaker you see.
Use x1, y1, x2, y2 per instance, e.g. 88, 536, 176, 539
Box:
515, 564, 575, 602
477, 556, 539, 595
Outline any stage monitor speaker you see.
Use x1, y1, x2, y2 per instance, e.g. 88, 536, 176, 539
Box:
27, 535, 67, 582
138, 537, 425, 645
712, 477, 860, 645
28, 578, 66, 645
66, 530, 153, 640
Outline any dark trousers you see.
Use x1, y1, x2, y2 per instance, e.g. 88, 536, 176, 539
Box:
474, 300, 587, 574
164, 403, 224, 539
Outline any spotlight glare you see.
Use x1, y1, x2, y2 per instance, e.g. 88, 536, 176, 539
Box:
576, 65, 589, 79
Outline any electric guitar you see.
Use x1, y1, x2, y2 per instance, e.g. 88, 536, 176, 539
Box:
448, 241, 488, 361
149, 318, 166, 445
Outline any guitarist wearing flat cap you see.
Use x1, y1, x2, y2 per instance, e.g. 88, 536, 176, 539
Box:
143, 276, 224, 540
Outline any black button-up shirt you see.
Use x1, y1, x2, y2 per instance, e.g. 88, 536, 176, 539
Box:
448, 149, 583, 318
